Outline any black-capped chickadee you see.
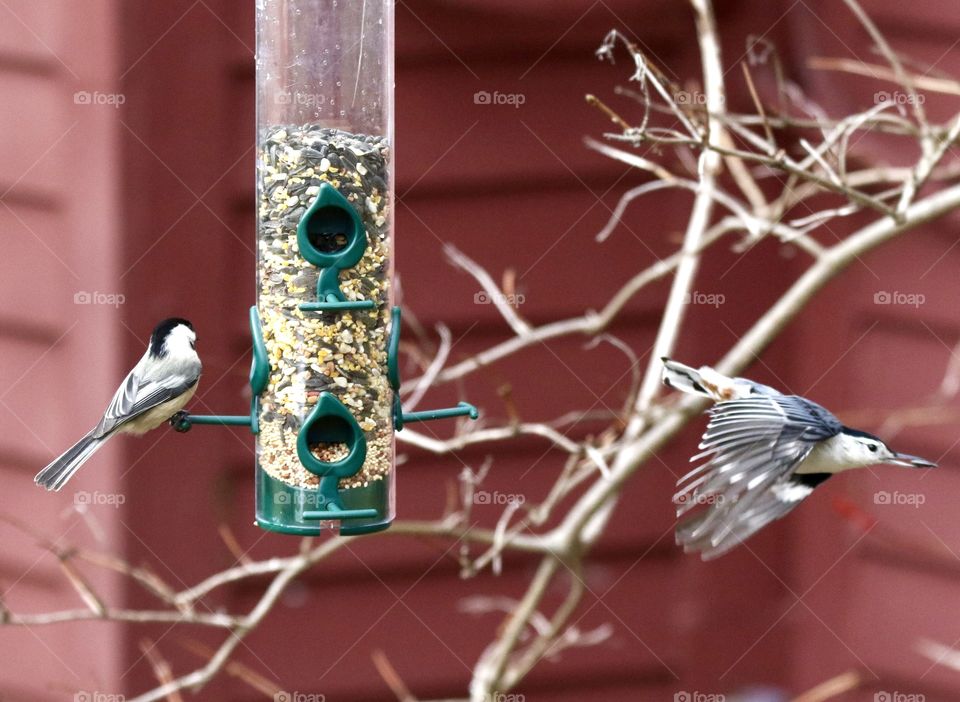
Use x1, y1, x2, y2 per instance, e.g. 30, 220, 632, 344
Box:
35, 318, 201, 491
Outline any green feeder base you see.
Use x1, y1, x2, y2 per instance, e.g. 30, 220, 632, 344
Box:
255, 468, 393, 535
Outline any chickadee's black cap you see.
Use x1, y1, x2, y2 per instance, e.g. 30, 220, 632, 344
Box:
150, 317, 194, 355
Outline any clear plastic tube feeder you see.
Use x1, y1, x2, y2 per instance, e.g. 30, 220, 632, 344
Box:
254, 0, 396, 535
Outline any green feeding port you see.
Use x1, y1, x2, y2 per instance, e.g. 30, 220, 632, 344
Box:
297, 183, 375, 312
296, 393, 377, 522
304, 207, 352, 255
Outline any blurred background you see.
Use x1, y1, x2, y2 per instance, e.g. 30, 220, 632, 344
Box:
1, 0, 959, 700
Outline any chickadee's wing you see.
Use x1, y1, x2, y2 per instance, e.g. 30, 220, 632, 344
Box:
92, 361, 198, 438
674, 394, 842, 558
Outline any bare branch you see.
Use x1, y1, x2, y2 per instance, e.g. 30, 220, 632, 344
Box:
445, 245, 530, 336
633, 0, 726, 417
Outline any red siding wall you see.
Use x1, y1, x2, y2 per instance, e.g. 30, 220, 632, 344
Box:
0, 1, 958, 700
0, 0, 126, 697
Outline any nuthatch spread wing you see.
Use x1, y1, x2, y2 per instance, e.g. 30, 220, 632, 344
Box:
662, 358, 936, 560
675, 394, 842, 558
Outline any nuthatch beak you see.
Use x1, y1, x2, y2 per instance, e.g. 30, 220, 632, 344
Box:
890, 452, 937, 468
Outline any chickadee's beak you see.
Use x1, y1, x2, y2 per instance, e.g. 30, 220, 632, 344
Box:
889, 452, 937, 468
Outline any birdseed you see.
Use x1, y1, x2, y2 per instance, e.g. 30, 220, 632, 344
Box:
256, 125, 393, 490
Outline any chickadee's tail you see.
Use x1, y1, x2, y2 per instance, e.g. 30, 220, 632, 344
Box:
34, 432, 105, 491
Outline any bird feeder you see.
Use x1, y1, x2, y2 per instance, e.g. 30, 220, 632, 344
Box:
174, 0, 477, 535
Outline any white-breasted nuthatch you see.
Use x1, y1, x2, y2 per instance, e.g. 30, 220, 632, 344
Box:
661, 358, 935, 560
34, 318, 201, 491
